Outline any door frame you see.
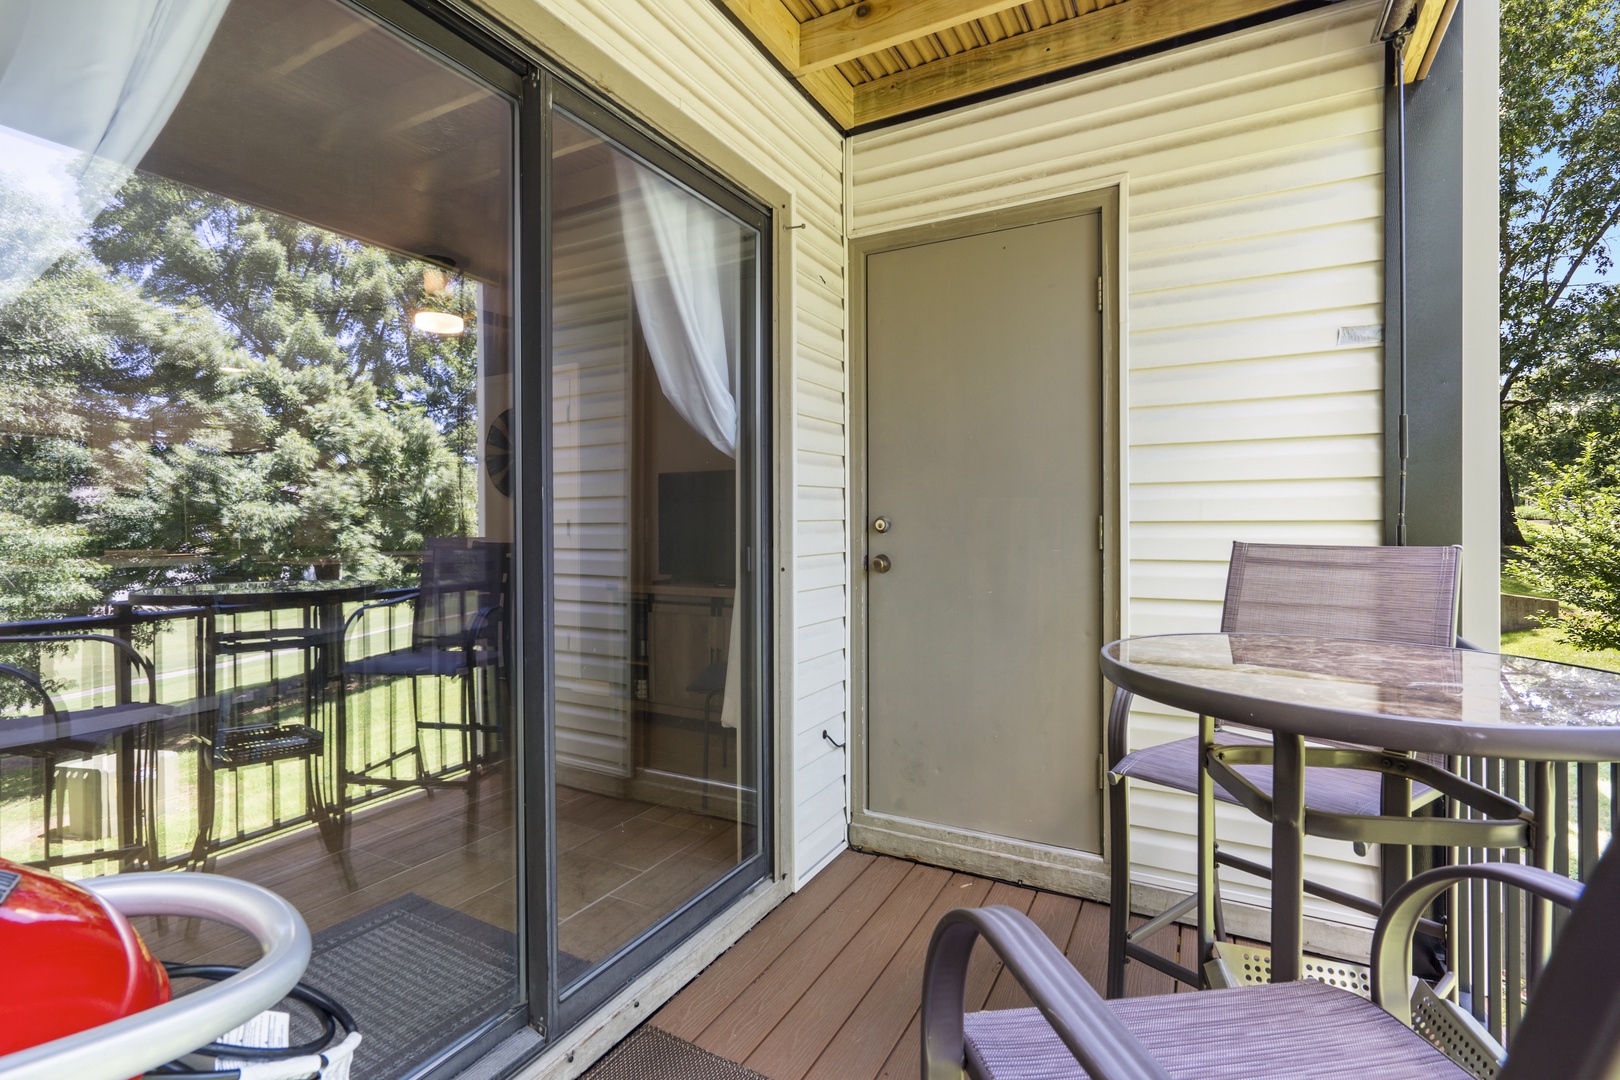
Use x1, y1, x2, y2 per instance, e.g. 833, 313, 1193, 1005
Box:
847, 186, 1123, 901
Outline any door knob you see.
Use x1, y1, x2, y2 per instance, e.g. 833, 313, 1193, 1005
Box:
872, 516, 890, 533
870, 554, 892, 573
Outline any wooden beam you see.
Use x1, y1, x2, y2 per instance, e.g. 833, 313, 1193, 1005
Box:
796, 0, 1030, 74
1408, 0, 1458, 82
714, 0, 857, 128
853, 0, 1301, 127
798, 67, 858, 129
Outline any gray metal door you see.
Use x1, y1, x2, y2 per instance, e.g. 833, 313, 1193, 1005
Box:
865, 213, 1104, 852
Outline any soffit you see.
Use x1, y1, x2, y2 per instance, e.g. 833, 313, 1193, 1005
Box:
713, 0, 1459, 131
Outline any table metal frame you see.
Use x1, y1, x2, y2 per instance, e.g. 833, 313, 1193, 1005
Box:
1101, 634, 1620, 984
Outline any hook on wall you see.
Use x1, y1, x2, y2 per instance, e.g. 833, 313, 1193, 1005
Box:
822, 729, 846, 750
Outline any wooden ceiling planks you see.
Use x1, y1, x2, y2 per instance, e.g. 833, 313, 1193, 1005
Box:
712, 0, 1457, 130
853, 0, 1301, 126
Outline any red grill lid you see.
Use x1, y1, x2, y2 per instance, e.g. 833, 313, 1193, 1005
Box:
0, 859, 170, 1058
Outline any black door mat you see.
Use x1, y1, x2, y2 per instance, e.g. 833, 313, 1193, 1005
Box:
582, 1025, 771, 1080
287, 894, 587, 1079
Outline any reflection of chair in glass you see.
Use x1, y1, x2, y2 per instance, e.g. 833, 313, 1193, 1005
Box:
192, 597, 345, 872
190, 686, 335, 874
1106, 542, 1483, 996
687, 659, 727, 809
344, 538, 509, 832
0, 634, 172, 871
922, 847, 1619, 1080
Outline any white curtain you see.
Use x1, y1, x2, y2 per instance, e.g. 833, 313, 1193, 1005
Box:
615, 155, 747, 733
613, 155, 742, 457
0, 0, 229, 305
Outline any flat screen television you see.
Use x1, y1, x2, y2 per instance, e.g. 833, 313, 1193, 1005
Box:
657, 470, 735, 586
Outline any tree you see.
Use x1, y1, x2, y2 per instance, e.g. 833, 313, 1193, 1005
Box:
0, 168, 483, 619
1500, 0, 1620, 544
1525, 443, 1620, 650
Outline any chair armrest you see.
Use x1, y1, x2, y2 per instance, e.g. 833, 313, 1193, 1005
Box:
463, 604, 504, 653
923, 906, 1172, 1080
341, 591, 417, 637
1372, 862, 1582, 1025
1106, 685, 1134, 769
0, 662, 59, 721
0, 633, 157, 702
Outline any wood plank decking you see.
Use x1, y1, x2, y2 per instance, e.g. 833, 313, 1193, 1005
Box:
650, 851, 1203, 1080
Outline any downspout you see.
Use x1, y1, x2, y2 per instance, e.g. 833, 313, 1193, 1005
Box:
1376, 2, 1414, 545
1392, 31, 1410, 545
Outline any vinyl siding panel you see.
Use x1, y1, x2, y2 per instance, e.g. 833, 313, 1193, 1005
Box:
850, 1, 1387, 920
503, 0, 848, 884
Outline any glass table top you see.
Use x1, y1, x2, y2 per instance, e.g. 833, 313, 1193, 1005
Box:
1102, 634, 1620, 761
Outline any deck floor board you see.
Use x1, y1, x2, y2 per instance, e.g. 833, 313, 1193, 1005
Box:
650, 852, 1211, 1079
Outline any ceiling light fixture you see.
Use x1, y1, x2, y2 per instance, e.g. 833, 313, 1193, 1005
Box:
412, 310, 465, 335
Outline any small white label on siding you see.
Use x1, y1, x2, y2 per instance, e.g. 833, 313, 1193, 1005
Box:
1336, 324, 1384, 346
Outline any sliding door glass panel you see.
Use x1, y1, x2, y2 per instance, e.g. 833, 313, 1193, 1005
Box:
0, 0, 519, 1074
550, 111, 761, 987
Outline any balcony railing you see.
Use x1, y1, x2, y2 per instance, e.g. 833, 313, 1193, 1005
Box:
1453, 755, 1616, 1045
0, 591, 485, 874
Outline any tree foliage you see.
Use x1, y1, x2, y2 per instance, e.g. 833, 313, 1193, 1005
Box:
1526, 444, 1620, 650
0, 169, 483, 622
1500, 0, 1620, 519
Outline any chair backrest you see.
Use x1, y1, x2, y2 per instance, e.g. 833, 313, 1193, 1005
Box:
1501, 839, 1620, 1079
1221, 542, 1461, 647
413, 538, 509, 649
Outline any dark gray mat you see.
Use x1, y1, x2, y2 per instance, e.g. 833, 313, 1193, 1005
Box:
583, 1026, 770, 1080
290, 894, 520, 1079
289, 894, 591, 1078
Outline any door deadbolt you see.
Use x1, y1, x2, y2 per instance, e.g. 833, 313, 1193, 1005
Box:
872, 516, 890, 533
870, 553, 892, 573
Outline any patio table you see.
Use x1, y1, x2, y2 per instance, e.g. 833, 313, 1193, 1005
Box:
1100, 632, 1620, 984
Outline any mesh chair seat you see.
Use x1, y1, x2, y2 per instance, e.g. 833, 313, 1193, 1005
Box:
1115, 733, 1436, 818
0, 702, 175, 753
345, 647, 493, 679
964, 981, 1471, 1080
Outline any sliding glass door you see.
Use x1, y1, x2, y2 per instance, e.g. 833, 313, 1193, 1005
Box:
0, 0, 770, 1069
541, 88, 772, 1026
0, 0, 525, 1075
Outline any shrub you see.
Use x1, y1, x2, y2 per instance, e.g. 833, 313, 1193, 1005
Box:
1526, 447, 1620, 650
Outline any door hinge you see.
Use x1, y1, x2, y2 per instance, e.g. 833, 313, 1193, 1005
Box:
1096, 276, 1103, 312
1097, 515, 1104, 551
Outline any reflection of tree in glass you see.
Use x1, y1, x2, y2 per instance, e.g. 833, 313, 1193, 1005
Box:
0, 171, 482, 621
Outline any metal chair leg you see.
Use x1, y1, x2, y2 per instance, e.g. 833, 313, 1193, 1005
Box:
1196, 713, 1218, 977
1106, 769, 1131, 999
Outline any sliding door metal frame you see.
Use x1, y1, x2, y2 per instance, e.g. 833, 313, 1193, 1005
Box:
542, 74, 776, 1034
327, 0, 776, 1056
292, 2, 535, 1076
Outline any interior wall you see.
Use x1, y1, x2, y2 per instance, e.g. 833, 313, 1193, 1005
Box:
849, 0, 1390, 921
481, 0, 849, 886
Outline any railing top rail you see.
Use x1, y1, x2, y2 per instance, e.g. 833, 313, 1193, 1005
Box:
0, 607, 209, 636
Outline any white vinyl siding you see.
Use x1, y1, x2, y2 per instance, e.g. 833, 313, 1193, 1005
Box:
502, 0, 850, 885
850, 1, 1387, 921
552, 202, 634, 781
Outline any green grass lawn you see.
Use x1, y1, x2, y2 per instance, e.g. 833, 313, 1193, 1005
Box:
1501, 567, 1556, 600
1500, 626, 1620, 673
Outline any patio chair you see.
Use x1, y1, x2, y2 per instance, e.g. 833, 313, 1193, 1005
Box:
342, 537, 509, 832
1106, 542, 1476, 995
921, 843, 1615, 1080
0, 633, 172, 871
